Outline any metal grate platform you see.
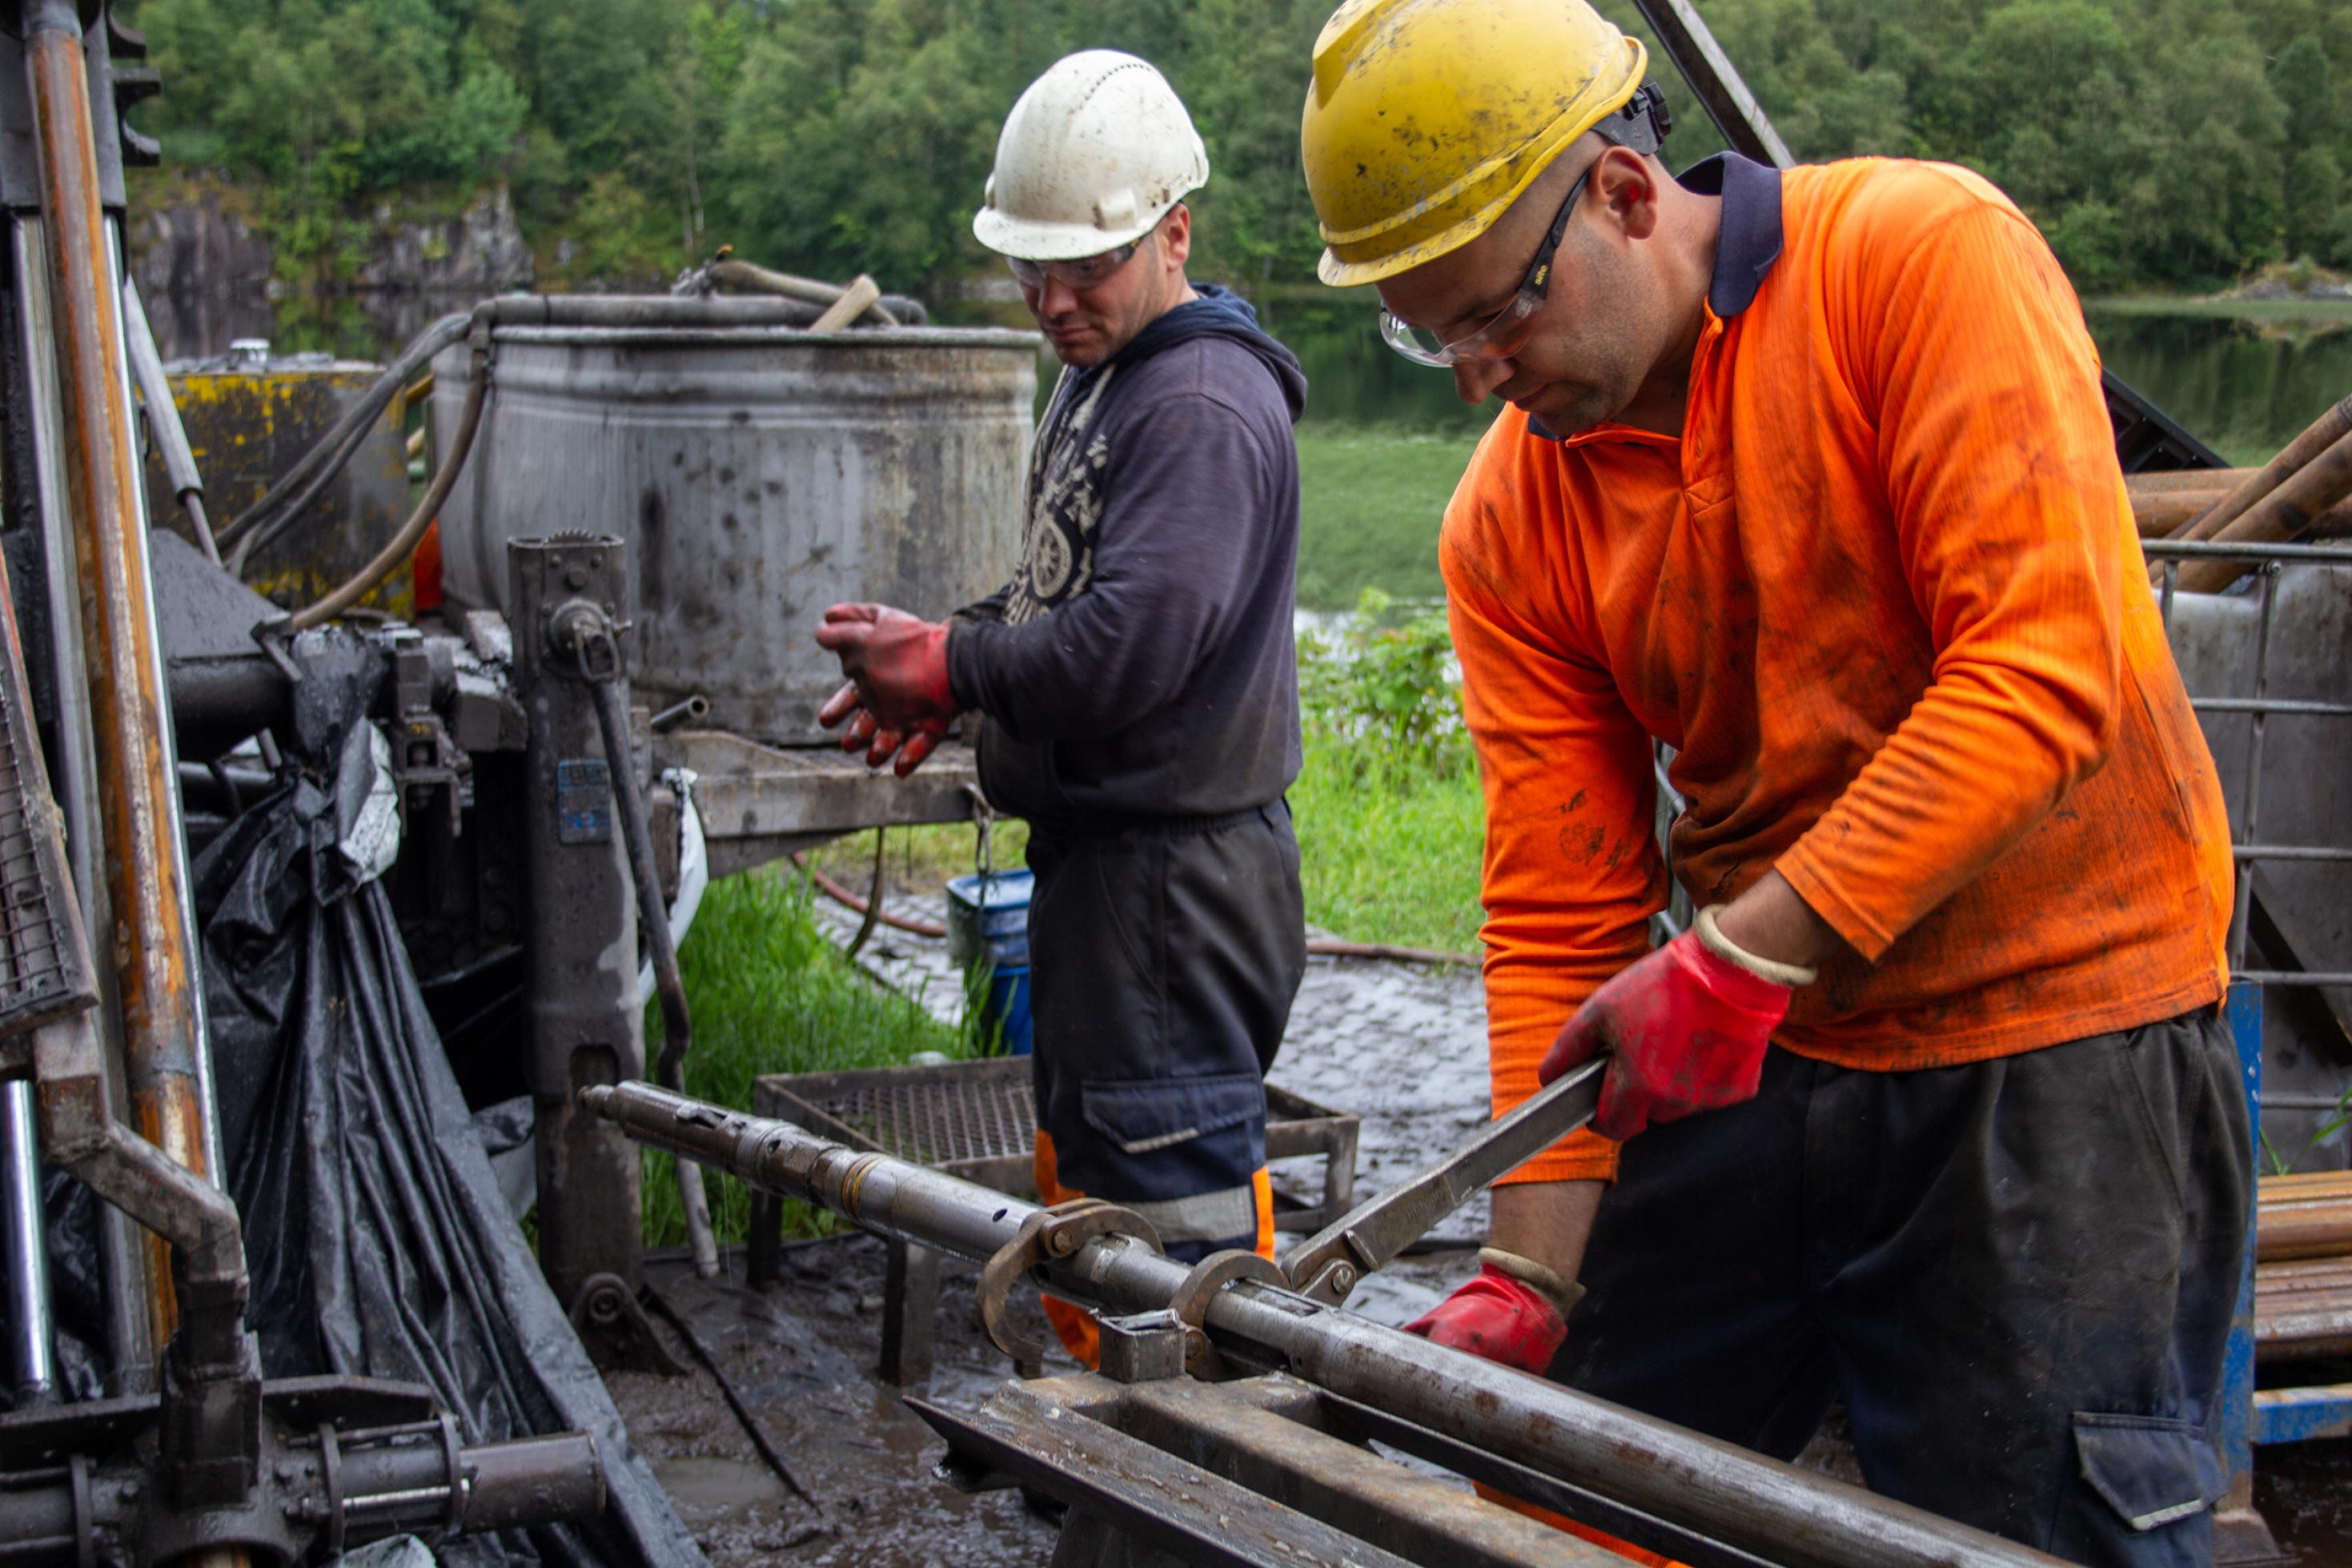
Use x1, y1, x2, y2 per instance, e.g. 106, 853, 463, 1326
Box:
754, 1055, 1357, 1223
814, 1069, 1038, 1172
0, 573, 94, 1067
750, 1057, 1362, 1383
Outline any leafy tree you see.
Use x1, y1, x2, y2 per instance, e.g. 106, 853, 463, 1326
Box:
121, 0, 2352, 295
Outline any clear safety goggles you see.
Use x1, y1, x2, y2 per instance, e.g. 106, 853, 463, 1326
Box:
1377, 82, 1670, 369
1006, 239, 1142, 293
1377, 162, 1594, 369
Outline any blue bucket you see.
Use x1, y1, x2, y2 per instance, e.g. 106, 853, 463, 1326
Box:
980, 964, 1034, 1057
947, 870, 1034, 1055
945, 869, 1033, 970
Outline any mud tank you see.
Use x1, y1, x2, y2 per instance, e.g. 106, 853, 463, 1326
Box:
433, 311, 1038, 743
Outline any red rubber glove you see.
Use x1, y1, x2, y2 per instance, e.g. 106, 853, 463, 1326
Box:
1403, 1251, 1576, 1375
1537, 924, 1796, 1142
817, 684, 949, 777
813, 604, 954, 731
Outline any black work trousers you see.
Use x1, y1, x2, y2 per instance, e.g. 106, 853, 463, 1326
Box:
1025, 802, 1306, 1262
1559, 1008, 2250, 1566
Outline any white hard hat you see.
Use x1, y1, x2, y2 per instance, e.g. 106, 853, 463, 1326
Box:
973, 50, 1210, 261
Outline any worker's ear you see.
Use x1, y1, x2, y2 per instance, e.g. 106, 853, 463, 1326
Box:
1592, 148, 1661, 243
1158, 203, 1194, 271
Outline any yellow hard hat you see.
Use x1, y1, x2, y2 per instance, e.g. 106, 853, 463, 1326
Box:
1301, 0, 1648, 287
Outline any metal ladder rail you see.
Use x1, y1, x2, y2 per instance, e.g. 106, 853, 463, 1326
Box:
2147, 535, 2352, 1563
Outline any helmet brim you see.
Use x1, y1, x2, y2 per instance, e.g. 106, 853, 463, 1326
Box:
973, 195, 1192, 262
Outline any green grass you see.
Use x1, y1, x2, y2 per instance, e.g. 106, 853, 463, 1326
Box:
2086, 295, 2352, 323
1290, 726, 1487, 956
1295, 427, 1483, 611
642, 864, 973, 1247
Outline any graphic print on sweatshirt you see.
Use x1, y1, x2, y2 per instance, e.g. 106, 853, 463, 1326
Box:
1004, 366, 1117, 627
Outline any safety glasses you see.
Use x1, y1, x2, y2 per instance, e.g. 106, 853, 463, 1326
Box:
1006, 239, 1143, 292
1378, 161, 1595, 369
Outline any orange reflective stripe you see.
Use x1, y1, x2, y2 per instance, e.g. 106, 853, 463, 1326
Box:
1032, 1130, 1102, 1365
1472, 1481, 1684, 1566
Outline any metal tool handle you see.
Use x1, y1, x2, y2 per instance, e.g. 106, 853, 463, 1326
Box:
1280, 1058, 1607, 1304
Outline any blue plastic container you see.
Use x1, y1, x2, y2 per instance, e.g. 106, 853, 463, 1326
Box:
945, 869, 1033, 970
947, 870, 1034, 1054
981, 964, 1034, 1056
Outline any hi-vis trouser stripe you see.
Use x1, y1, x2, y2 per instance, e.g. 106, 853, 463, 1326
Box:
1034, 1129, 1276, 1368
1124, 1184, 1259, 1247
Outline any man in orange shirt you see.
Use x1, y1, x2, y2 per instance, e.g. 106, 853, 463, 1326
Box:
1301, 2, 2246, 1561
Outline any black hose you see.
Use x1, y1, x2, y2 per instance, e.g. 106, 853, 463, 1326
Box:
226, 403, 387, 574
587, 671, 692, 1089
217, 309, 473, 557
577, 632, 718, 1277
284, 336, 490, 632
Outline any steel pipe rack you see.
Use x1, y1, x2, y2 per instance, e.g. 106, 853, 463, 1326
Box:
584, 1081, 2067, 1568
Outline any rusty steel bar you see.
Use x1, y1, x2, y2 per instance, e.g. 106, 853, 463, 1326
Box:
585, 1081, 2069, 1568
23, 0, 221, 1357
2176, 396, 2352, 543
2175, 431, 2352, 592
10, 215, 151, 1394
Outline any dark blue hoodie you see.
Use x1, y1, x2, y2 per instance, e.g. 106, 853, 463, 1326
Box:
949, 284, 1308, 825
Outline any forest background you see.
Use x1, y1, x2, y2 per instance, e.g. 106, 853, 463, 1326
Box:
122, 0, 2352, 299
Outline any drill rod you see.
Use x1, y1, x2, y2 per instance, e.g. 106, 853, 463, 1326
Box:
582, 1081, 2063, 1568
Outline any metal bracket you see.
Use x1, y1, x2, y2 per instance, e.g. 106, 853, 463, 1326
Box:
1166, 1249, 1289, 1380
387, 628, 469, 842
567, 1272, 688, 1377
975, 1198, 1162, 1379
1095, 1311, 1190, 1385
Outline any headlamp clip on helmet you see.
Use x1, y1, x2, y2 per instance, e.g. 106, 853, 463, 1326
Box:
1593, 82, 1672, 158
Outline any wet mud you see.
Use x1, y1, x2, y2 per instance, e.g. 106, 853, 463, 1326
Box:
610, 1238, 1063, 1567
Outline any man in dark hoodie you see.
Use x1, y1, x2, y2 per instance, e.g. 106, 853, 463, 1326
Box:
813, 50, 1310, 1364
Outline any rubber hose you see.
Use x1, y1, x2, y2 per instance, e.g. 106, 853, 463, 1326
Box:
217, 310, 472, 551
284, 339, 488, 632
227, 404, 388, 574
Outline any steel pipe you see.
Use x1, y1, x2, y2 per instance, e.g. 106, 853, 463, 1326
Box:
25, 0, 223, 1358
472, 293, 927, 333
118, 277, 218, 564
2174, 396, 2352, 544
7, 216, 151, 1391
584, 1081, 2067, 1568
1, 1081, 54, 1404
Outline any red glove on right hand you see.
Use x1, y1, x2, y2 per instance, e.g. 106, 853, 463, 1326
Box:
1403, 1253, 1575, 1375
813, 604, 955, 731
816, 683, 949, 777
1538, 918, 1800, 1143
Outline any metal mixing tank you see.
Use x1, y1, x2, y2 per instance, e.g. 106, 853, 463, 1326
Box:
431, 315, 1038, 743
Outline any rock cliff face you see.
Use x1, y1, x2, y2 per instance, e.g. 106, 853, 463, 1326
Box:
126, 181, 532, 359
351, 185, 532, 295
131, 181, 532, 299
126, 182, 272, 303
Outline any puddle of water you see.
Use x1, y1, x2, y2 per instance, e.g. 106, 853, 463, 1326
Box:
653, 1454, 797, 1519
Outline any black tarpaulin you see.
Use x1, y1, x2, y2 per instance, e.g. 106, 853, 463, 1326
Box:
192, 629, 701, 1568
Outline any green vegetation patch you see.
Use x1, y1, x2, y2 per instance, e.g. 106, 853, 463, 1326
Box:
1294, 595, 1487, 956
641, 864, 969, 1247
1295, 427, 1481, 612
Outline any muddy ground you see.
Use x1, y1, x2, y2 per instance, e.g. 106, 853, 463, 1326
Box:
610, 1237, 1061, 1568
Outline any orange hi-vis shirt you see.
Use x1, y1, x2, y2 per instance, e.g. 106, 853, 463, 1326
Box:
1441, 154, 2234, 1186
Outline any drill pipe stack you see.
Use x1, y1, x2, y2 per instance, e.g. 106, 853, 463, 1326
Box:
582, 1080, 2065, 1568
